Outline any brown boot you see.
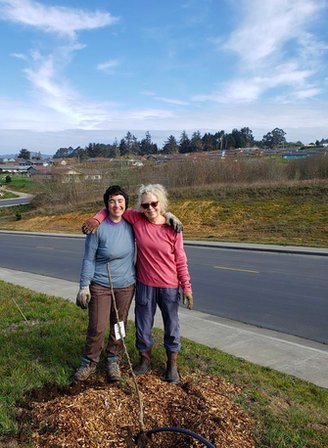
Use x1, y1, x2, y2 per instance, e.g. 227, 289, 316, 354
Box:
165, 351, 179, 384
74, 358, 97, 381
134, 350, 151, 375
106, 357, 121, 382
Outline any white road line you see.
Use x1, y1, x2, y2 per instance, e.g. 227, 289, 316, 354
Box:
214, 265, 259, 273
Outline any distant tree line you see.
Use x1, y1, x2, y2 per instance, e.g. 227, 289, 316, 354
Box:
52, 127, 298, 159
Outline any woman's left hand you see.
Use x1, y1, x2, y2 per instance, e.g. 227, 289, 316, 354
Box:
82, 218, 100, 235
164, 212, 183, 232
183, 293, 193, 310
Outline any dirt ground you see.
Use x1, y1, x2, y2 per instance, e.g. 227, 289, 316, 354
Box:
15, 369, 255, 448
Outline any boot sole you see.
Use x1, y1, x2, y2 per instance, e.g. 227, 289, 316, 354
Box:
107, 376, 121, 382
134, 367, 151, 375
165, 376, 180, 384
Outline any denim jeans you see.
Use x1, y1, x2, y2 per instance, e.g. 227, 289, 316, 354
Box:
135, 281, 180, 353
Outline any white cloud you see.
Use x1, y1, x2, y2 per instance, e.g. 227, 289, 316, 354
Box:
291, 87, 322, 100
154, 96, 189, 106
193, 62, 317, 103
0, 1, 121, 130
0, 0, 118, 38
1, 96, 327, 151
15, 55, 118, 129
11, 52, 27, 61
223, 0, 324, 65
97, 59, 120, 74
140, 90, 156, 97
125, 109, 175, 121
139, 91, 189, 106
201, 0, 327, 103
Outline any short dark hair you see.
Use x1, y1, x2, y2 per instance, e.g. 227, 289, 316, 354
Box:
103, 185, 129, 212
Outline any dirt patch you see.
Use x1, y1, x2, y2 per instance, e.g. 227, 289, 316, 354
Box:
0, 319, 41, 334
17, 370, 255, 448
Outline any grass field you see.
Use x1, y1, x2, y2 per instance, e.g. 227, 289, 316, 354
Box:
0, 282, 327, 447
0, 177, 33, 192
0, 181, 328, 247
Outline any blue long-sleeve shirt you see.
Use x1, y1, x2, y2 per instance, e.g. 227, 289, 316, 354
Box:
79, 217, 135, 289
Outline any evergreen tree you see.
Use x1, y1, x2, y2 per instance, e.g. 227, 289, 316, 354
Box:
119, 138, 129, 156
18, 148, 31, 160
140, 131, 158, 155
190, 131, 204, 152
162, 135, 179, 154
179, 131, 191, 153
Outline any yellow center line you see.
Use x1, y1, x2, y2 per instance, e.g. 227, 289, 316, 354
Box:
214, 266, 260, 274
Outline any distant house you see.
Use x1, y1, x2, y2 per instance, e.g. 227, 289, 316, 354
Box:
29, 165, 53, 180
31, 165, 104, 183
83, 172, 103, 181
131, 160, 144, 167
57, 168, 80, 182
107, 158, 144, 167
0, 165, 37, 175
282, 152, 308, 160
1, 158, 15, 163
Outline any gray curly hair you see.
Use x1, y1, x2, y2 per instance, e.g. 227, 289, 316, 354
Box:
136, 184, 168, 213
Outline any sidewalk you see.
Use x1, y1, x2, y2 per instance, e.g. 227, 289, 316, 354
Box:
185, 240, 328, 256
1, 267, 327, 389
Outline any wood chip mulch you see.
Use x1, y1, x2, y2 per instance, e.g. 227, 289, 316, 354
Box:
25, 372, 255, 448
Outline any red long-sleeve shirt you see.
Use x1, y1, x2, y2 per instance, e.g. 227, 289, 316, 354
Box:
94, 208, 192, 293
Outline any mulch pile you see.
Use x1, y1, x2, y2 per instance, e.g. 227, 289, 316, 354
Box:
23, 371, 255, 448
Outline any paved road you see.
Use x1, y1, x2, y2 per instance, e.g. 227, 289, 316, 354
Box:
0, 197, 32, 206
0, 231, 327, 343
0, 190, 34, 207
186, 245, 328, 343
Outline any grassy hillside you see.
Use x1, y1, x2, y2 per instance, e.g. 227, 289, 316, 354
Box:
0, 180, 327, 247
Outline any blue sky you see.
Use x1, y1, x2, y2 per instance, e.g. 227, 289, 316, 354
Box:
0, 0, 327, 155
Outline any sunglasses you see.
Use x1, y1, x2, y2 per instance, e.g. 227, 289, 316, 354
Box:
141, 201, 159, 210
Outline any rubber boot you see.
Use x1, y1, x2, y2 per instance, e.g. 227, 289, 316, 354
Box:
134, 350, 151, 375
165, 351, 180, 384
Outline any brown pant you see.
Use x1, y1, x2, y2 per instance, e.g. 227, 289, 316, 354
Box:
83, 282, 135, 363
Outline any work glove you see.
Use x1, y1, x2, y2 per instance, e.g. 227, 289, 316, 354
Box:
183, 293, 193, 310
76, 286, 91, 309
164, 212, 183, 233
82, 218, 100, 235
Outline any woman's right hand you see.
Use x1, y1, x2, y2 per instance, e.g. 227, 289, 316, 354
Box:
76, 286, 91, 309
82, 218, 100, 234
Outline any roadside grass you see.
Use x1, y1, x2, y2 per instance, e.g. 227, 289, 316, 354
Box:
1, 177, 33, 193
0, 190, 17, 200
0, 282, 327, 447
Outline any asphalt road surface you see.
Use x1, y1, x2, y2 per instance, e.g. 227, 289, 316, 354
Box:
0, 232, 327, 344
0, 195, 33, 207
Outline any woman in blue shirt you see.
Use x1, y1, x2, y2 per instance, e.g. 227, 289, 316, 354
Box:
74, 185, 135, 382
